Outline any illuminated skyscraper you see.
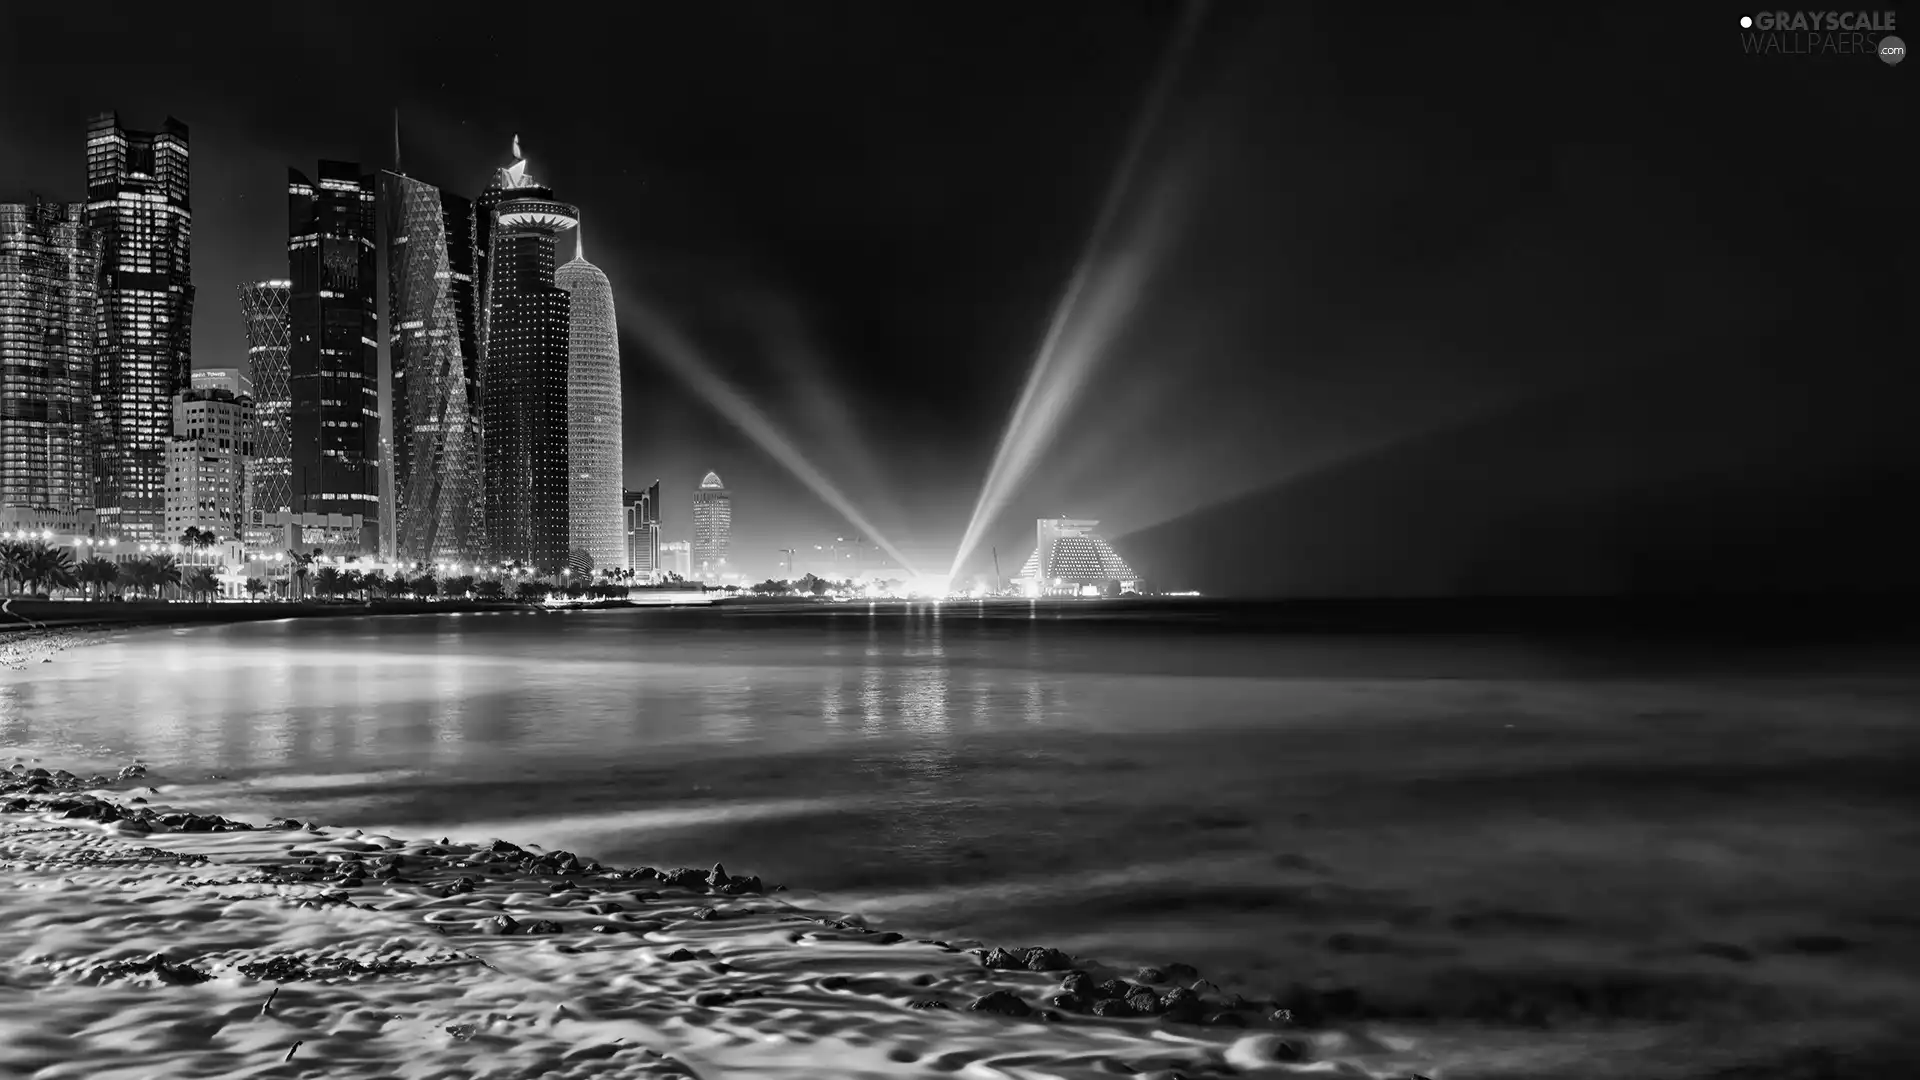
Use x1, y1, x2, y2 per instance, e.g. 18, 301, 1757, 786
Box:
0, 200, 98, 535
238, 280, 291, 551
1013, 518, 1138, 596
558, 229, 622, 573
623, 481, 660, 579
477, 140, 575, 572
691, 471, 731, 578
287, 162, 381, 554
381, 170, 486, 565
88, 113, 194, 544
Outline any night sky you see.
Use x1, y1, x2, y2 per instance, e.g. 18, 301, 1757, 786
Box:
1, 4, 1906, 594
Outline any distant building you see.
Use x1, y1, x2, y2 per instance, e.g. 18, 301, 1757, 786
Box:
1013, 518, 1138, 596
478, 139, 575, 572
381, 169, 486, 566
238, 280, 292, 555
191, 367, 251, 397
287, 161, 380, 554
691, 471, 731, 579
559, 228, 623, 574
0, 199, 99, 538
89, 112, 195, 545
624, 482, 660, 580
659, 539, 691, 581
165, 388, 253, 545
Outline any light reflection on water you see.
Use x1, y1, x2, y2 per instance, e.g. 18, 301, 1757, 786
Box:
7, 604, 1920, 1067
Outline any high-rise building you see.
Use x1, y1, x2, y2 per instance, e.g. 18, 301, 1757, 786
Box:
238, 280, 291, 553
623, 481, 660, 579
191, 367, 251, 397
381, 170, 486, 566
164, 388, 253, 543
691, 470, 731, 579
287, 162, 381, 555
0, 200, 99, 536
477, 141, 575, 572
88, 113, 195, 544
558, 229, 622, 574
659, 539, 691, 581
1013, 518, 1138, 596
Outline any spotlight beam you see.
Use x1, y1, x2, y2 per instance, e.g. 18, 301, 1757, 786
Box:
946, 0, 1207, 581
620, 300, 920, 578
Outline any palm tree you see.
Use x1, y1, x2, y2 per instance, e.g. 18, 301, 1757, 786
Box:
148, 554, 182, 600
21, 544, 78, 597
0, 541, 30, 595
287, 550, 315, 600
120, 557, 155, 599
186, 566, 220, 602
475, 579, 505, 600
245, 576, 268, 601
76, 555, 119, 600
445, 574, 476, 599
312, 565, 342, 598
410, 573, 438, 600
341, 568, 366, 600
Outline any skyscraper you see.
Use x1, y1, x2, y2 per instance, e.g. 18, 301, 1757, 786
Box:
1013, 518, 1138, 596
660, 539, 691, 581
238, 280, 291, 552
623, 481, 660, 579
558, 229, 622, 574
287, 162, 380, 554
0, 200, 98, 535
190, 367, 251, 397
477, 141, 575, 572
88, 113, 194, 544
381, 170, 486, 566
692, 470, 731, 578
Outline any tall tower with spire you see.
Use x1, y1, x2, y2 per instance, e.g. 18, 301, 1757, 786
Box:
557, 224, 623, 574
475, 137, 576, 572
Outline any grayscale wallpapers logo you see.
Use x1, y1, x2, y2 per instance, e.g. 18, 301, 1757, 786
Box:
1737, 11, 1903, 61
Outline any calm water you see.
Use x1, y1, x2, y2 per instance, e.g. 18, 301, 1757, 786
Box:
7, 602, 1920, 1071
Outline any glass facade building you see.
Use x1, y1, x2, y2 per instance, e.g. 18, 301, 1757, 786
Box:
623, 481, 660, 579
1014, 518, 1139, 595
238, 280, 291, 551
477, 147, 575, 572
558, 231, 623, 574
692, 470, 730, 578
287, 162, 381, 554
88, 113, 194, 544
0, 200, 99, 533
381, 170, 486, 566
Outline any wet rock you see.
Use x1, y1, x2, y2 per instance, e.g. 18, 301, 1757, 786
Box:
1137, 966, 1168, 984
487, 839, 523, 855
967, 990, 1033, 1017
1061, 971, 1095, 997
665, 948, 696, 962
1127, 990, 1164, 1015
706, 862, 728, 887
1163, 961, 1200, 982
481, 915, 520, 935
27, 768, 50, 780
1025, 947, 1073, 971
819, 975, 850, 990
1268, 1008, 1297, 1026
1095, 979, 1136, 999
1091, 998, 1133, 1018
1190, 978, 1221, 996
908, 998, 951, 1010
581, 901, 623, 915
1048, 992, 1087, 1011
522, 919, 563, 935
982, 946, 1025, 970
874, 932, 904, 944
692, 906, 720, 921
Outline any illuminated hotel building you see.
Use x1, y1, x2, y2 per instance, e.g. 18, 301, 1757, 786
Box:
287, 162, 381, 554
238, 280, 291, 552
660, 539, 691, 581
691, 471, 730, 579
623, 481, 660, 579
0, 200, 99, 536
381, 169, 486, 565
190, 366, 250, 397
558, 229, 623, 573
88, 113, 195, 544
164, 388, 252, 542
477, 140, 575, 572
1013, 518, 1138, 596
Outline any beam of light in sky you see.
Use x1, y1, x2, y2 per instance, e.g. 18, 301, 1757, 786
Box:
946, 0, 1208, 582
619, 297, 921, 579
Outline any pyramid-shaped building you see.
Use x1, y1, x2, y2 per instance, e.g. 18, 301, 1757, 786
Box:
1013, 518, 1138, 596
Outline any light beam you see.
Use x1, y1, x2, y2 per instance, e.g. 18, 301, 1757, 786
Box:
946, 0, 1208, 581
619, 298, 921, 578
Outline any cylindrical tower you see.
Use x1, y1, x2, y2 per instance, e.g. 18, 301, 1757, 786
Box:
557, 228, 623, 575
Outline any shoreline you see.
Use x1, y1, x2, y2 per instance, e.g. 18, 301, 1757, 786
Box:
0, 760, 1442, 1079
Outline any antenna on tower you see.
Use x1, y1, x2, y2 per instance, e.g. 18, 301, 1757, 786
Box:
511, 133, 522, 161
393, 108, 402, 174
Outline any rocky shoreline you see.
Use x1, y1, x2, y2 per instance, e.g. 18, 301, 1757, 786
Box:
0, 758, 1444, 1079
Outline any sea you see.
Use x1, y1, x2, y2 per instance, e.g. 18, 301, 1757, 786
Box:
6, 600, 1920, 1077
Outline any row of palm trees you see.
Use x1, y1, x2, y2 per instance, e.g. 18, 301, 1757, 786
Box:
0, 541, 227, 601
